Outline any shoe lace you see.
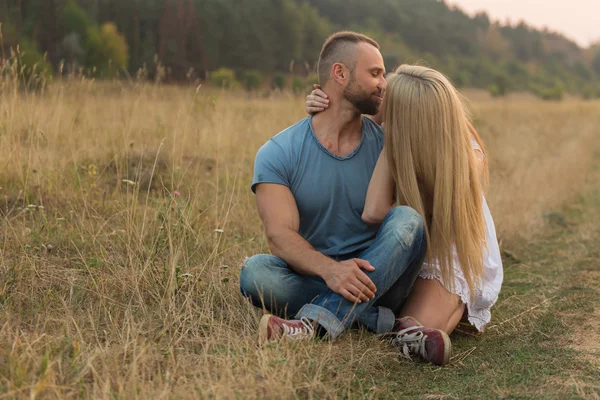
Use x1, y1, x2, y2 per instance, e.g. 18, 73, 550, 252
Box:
282, 317, 315, 339
391, 326, 428, 361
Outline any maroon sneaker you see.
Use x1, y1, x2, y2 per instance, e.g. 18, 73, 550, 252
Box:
259, 314, 316, 341
387, 316, 452, 366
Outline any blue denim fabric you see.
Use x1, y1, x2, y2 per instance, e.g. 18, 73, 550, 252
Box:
240, 206, 426, 339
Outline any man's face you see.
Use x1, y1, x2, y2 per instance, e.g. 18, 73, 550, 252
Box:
343, 43, 387, 115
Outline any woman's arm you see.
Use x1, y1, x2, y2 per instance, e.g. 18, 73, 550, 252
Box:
362, 150, 396, 225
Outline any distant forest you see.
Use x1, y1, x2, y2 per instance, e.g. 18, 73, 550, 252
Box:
2, 0, 600, 98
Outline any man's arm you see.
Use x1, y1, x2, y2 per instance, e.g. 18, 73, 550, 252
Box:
256, 183, 332, 276
255, 183, 377, 303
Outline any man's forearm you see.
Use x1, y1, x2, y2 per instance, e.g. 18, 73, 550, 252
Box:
266, 228, 334, 278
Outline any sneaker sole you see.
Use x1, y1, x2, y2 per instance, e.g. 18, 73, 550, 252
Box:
440, 331, 452, 366
258, 314, 272, 342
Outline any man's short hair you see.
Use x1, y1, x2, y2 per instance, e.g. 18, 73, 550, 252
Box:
317, 31, 380, 85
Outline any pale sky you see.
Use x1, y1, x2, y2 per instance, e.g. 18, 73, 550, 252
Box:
450, 0, 599, 47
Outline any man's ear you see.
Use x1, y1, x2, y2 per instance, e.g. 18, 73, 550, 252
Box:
331, 63, 348, 85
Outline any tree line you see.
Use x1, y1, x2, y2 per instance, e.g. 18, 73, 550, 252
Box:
2, 0, 600, 98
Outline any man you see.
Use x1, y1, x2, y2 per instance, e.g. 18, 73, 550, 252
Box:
240, 32, 449, 366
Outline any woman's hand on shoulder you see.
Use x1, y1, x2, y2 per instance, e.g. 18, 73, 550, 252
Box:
306, 84, 329, 115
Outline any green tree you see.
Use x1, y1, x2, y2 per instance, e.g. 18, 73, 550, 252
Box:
581, 85, 598, 100
63, 1, 93, 39
271, 72, 286, 90
241, 70, 263, 92
3, 0, 599, 94
491, 73, 509, 96
482, 24, 510, 61
57, 1, 94, 69
0, 21, 18, 51
210, 67, 237, 88
86, 22, 129, 77
532, 82, 565, 101
592, 51, 600, 75
572, 60, 592, 81
17, 37, 53, 80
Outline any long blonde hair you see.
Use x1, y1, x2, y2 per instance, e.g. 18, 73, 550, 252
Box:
383, 64, 487, 293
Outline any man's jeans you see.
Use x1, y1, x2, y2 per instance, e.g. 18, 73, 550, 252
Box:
239, 206, 426, 339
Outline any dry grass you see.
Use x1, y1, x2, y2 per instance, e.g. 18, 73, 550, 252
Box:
0, 72, 600, 399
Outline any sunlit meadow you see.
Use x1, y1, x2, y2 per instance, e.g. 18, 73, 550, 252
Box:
1, 59, 599, 398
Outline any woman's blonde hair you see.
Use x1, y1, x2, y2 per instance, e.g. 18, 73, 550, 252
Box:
383, 64, 487, 293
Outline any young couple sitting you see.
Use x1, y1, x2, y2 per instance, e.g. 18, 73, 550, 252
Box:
239, 31, 503, 366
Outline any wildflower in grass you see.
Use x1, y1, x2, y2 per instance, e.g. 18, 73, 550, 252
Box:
173, 190, 181, 197
87, 164, 97, 177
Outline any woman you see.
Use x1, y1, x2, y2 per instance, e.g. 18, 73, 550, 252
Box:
306, 64, 503, 363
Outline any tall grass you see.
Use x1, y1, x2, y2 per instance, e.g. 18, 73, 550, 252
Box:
0, 58, 599, 398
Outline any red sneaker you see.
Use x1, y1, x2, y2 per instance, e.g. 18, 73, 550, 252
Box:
259, 314, 316, 341
388, 316, 452, 366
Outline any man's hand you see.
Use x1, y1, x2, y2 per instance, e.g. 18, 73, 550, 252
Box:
305, 84, 329, 114
322, 259, 377, 304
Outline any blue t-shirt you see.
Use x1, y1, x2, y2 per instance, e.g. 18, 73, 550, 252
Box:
252, 116, 384, 258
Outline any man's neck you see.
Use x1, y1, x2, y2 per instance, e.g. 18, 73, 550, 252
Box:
312, 99, 363, 156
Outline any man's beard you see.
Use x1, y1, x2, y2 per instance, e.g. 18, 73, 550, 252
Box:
343, 78, 381, 115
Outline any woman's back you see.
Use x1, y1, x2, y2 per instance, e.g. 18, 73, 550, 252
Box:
383, 64, 487, 295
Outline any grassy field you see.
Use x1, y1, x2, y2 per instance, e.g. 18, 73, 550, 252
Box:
0, 77, 599, 399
